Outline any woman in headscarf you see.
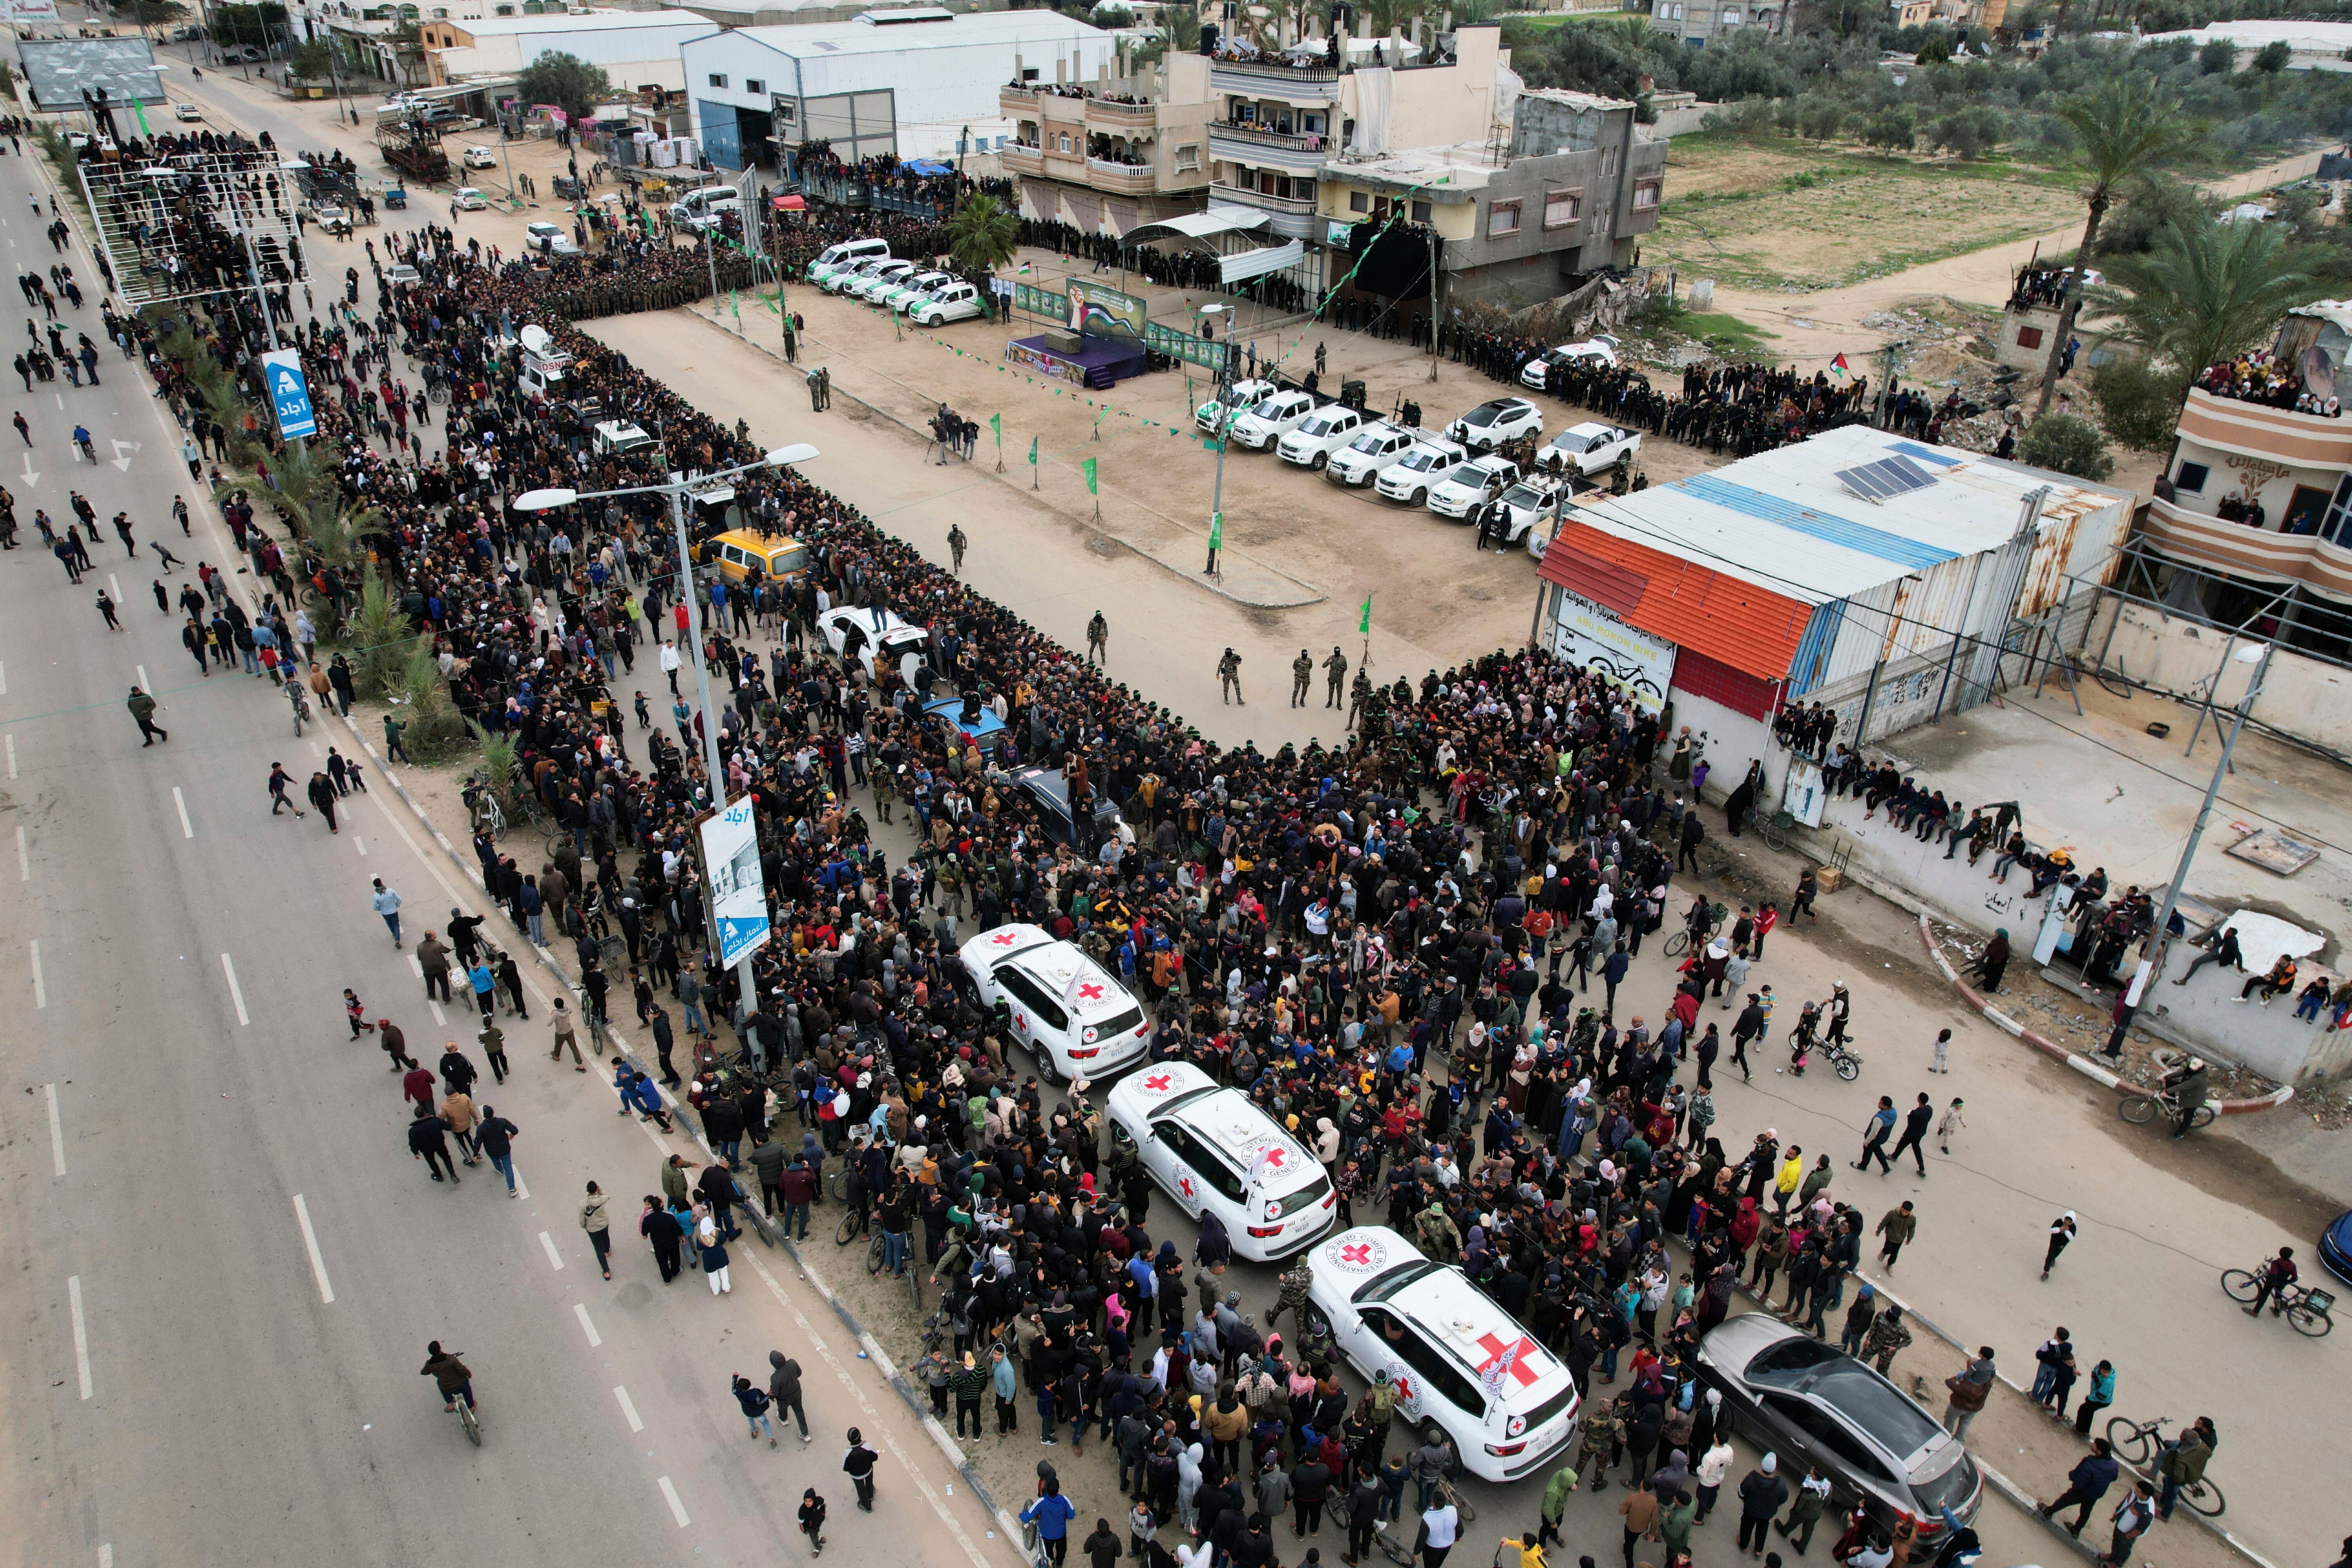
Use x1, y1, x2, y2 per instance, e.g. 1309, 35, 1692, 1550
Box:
1966, 927, 2011, 993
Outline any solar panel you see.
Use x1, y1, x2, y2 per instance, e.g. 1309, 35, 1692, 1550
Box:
1833, 455, 1938, 503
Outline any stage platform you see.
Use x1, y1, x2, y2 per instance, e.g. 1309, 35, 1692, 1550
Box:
1004, 331, 1149, 391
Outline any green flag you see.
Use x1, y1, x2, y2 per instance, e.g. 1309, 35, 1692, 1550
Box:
1082, 457, 1098, 494
990, 413, 1002, 452
1028, 436, 1039, 466
1359, 594, 1372, 635
730, 287, 740, 321
1209, 511, 1224, 551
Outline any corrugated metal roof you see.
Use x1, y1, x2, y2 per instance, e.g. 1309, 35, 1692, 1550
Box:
1565, 424, 2120, 604
1541, 519, 1812, 684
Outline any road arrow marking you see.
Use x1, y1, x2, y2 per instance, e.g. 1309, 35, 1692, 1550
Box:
20, 450, 36, 488
109, 439, 139, 472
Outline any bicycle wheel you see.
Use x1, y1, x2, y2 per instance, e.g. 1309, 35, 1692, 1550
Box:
458, 1399, 481, 1446
1375, 1529, 1414, 1565
835, 1209, 863, 1247
2220, 1269, 2261, 1303
2191, 1104, 2216, 1130
1833, 1053, 1860, 1082
2104, 1416, 2155, 1467
866, 1231, 887, 1276
1445, 1484, 1477, 1525
1664, 929, 1690, 958
826, 1167, 848, 1201
906, 1259, 924, 1309
2184, 1477, 2228, 1517
2119, 1095, 2159, 1125
2288, 1302, 2333, 1338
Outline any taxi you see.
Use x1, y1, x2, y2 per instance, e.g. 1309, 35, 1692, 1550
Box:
958, 924, 1151, 1083
1305, 1225, 1581, 1481
694, 528, 808, 587
1106, 1062, 1336, 1262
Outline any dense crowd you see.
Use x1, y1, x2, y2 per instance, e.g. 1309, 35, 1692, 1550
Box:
2192, 348, 2340, 417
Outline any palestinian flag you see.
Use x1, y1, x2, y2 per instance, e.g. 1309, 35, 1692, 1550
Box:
1829, 353, 1852, 379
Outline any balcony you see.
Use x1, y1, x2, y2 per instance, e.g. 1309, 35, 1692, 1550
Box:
1085, 97, 1160, 128
2142, 494, 2352, 603
1087, 157, 1160, 193
2177, 385, 2352, 468
1209, 57, 1340, 102
1001, 84, 1084, 125
1000, 140, 1044, 175
1208, 119, 1327, 174
1209, 179, 1319, 240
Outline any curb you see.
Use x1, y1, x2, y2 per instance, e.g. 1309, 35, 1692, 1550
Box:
1915, 915, 2294, 1116
673, 305, 1327, 612
328, 712, 1034, 1557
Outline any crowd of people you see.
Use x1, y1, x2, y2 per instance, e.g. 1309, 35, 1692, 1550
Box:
2192, 348, 2341, 417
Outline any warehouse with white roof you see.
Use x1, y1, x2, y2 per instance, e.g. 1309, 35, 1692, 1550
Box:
1532, 423, 2134, 781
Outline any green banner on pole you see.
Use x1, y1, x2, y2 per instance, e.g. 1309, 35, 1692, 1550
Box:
1082, 457, 1097, 495
1359, 594, 1372, 635
990, 413, 1002, 452
1027, 436, 1039, 466
1209, 512, 1223, 551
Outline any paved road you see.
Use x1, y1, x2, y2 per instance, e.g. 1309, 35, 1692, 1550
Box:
0, 129, 1025, 1568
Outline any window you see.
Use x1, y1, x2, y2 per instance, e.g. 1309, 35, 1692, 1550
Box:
1632, 179, 1661, 210
1056, 133, 1072, 152
745, 78, 763, 94
708, 73, 728, 88
1358, 1308, 1488, 1416
2015, 325, 2044, 350
1350, 190, 1370, 213
1544, 189, 1583, 229
775, 100, 797, 123
996, 968, 1068, 1033
2176, 461, 2209, 494
1176, 143, 1201, 170
1411, 199, 1431, 222
2320, 473, 2352, 541
1488, 200, 1521, 237
1021, 66, 1039, 80
1722, 6, 1741, 21
1160, 1124, 1245, 1201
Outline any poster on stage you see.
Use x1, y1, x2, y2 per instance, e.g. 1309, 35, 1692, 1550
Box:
699, 795, 771, 969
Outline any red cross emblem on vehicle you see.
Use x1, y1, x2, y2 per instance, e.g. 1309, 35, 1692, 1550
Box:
1475, 1332, 1543, 1387
1179, 1176, 1195, 1198
1339, 1242, 1376, 1267
989, 931, 1019, 946
1392, 1375, 1414, 1401
1077, 982, 1105, 1002
1260, 1147, 1286, 1168
1143, 1073, 1172, 1091
1014, 1011, 1028, 1033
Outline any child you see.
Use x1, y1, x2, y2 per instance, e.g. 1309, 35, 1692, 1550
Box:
799, 1487, 828, 1555
345, 989, 376, 1038
1936, 1097, 1966, 1156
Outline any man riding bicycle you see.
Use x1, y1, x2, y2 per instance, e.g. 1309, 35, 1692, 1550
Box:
2245, 1247, 2299, 1317
2163, 1054, 2212, 1140
421, 1341, 475, 1410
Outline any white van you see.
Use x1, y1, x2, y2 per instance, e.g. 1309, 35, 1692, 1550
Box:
673, 187, 741, 231
808, 238, 889, 286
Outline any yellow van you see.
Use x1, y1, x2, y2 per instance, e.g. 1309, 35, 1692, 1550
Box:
696, 527, 809, 586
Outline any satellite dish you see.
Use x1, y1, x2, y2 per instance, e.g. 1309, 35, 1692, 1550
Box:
519, 323, 551, 354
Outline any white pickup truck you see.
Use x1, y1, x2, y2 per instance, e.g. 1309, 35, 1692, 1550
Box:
1536, 422, 1643, 477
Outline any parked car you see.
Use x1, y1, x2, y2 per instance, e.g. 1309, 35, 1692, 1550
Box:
452, 187, 490, 211
1518, 334, 1620, 388
1108, 1062, 1337, 1261
1228, 387, 1318, 451
1374, 436, 1470, 506
1196, 377, 1278, 436
875, 269, 953, 312
1276, 404, 1367, 470
910, 281, 986, 326
462, 144, 496, 169
1536, 421, 1642, 477
807, 237, 887, 287
1303, 1226, 1581, 1482
821, 255, 894, 296
1695, 1316, 1984, 1550
1501, 479, 1566, 549
2322, 1208, 2352, 1285
174, 102, 203, 122
1324, 423, 1418, 488
1427, 455, 1521, 521
591, 419, 655, 457
818, 607, 928, 684
1445, 396, 1544, 454
960, 922, 1152, 1083
848, 258, 919, 303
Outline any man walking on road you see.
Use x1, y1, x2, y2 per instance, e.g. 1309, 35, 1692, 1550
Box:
372, 878, 404, 946
1875, 1202, 1916, 1270
770, 1349, 813, 1441
843, 1427, 880, 1510
126, 685, 167, 745
1854, 1096, 1896, 1174
1218, 648, 1243, 704
1324, 646, 1348, 707
1889, 1093, 1933, 1174
408, 1103, 458, 1183
2038, 1438, 2119, 1537
1086, 612, 1107, 664
417, 930, 454, 1002
2043, 1212, 2079, 1279
475, 1105, 520, 1194
309, 771, 341, 833
1291, 648, 1313, 707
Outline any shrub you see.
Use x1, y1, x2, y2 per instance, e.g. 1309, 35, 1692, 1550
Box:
2090, 360, 2189, 452
1858, 105, 1917, 152
2019, 412, 2116, 481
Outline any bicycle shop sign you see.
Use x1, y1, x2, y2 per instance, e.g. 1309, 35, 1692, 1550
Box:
1552, 592, 1677, 715
699, 795, 772, 969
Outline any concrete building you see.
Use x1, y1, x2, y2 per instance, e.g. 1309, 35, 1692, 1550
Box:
680, 7, 1119, 168
2144, 19, 2352, 71
1643, 0, 1786, 47
1002, 53, 1213, 235
1316, 86, 1663, 310
682, 0, 1004, 24
417, 7, 710, 91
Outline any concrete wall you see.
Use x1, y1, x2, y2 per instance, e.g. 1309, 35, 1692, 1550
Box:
2093, 597, 2352, 758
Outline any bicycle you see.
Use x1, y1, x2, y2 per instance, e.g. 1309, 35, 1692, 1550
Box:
1371, 1480, 1484, 1564
452, 1391, 482, 1446
2102, 1416, 2228, 1514
2118, 1087, 2215, 1131
835, 1202, 869, 1247
289, 688, 310, 736
1820, 1038, 1862, 1082
1754, 808, 1799, 854
1663, 902, 1728, 958
2219, 1267, 2334, 1338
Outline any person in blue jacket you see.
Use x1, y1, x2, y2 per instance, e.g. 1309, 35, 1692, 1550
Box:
1022, 1478, 1078, 1566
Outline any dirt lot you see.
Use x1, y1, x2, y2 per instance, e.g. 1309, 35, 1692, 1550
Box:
1650, 140, 2085, 293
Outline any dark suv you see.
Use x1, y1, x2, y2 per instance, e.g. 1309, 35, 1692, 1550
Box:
1696, 1316, 1983, 1549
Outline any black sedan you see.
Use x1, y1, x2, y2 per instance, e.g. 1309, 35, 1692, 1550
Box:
1695, 1315, 1983, 1548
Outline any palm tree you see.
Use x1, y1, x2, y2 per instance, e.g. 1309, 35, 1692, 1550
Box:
2033, 75, 2180, 416
1158, 2, 1201, 54
2089, 219, 2321, 380
947, 192, 1020, 275
1361, 0, 1428, 47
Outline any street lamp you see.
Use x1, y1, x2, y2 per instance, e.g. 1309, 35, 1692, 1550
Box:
2106, 639, 2274, 1059
1201, 301, 1230, 576
514, 441, 819, 1023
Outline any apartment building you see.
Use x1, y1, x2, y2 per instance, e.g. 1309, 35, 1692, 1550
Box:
1001, 52, 1214, 234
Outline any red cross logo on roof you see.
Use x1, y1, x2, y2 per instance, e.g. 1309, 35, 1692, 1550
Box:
1077, 982, 1106, 1002
1476, 1332, 1544, 1388
989, 931, 1019, 946
1260, 1147, 1287, 1169
1143, 1073, 1172, 1092
1339, 1241, 1376, 1267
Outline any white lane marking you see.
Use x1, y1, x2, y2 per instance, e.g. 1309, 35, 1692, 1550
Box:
426, 998, 446, 1026
16, 824, 26, 879
573, 1302, 601, 1346
614, 1384, 644, 1432
7, 733, 16, 778
100, 1547, 111, 1568
1, 659, 7, 692
174, 786, 193, 838
292, 1194, 335, 1304
221, 953, 249, 1026
67, 1274, 91, 1399
134, 662, 146, 690
352, 835, 367, 856
514, 1171, 530, 1199
657, 1475, 690, 1528
538, 1230, 564, 1270
113, 576, 123, 602
308, 739, 322, 758
408, 955, 424, 978
45, 1083, 64, 1175
30, 939, 43, 1009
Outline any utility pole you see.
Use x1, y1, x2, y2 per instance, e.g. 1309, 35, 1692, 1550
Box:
1426, 221, 1440, 383
666, 478, 758, 1024
1201, 303, 1230, 577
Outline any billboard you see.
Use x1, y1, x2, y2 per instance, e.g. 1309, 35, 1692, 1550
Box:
1552, 592, 1678, 714
1066, 278, 1147, 340
699, 795, 771, 969
261, 349, 317, 440
4, 0, 60, 21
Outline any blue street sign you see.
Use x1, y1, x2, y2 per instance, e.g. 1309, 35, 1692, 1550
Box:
261, 348, 317, 440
